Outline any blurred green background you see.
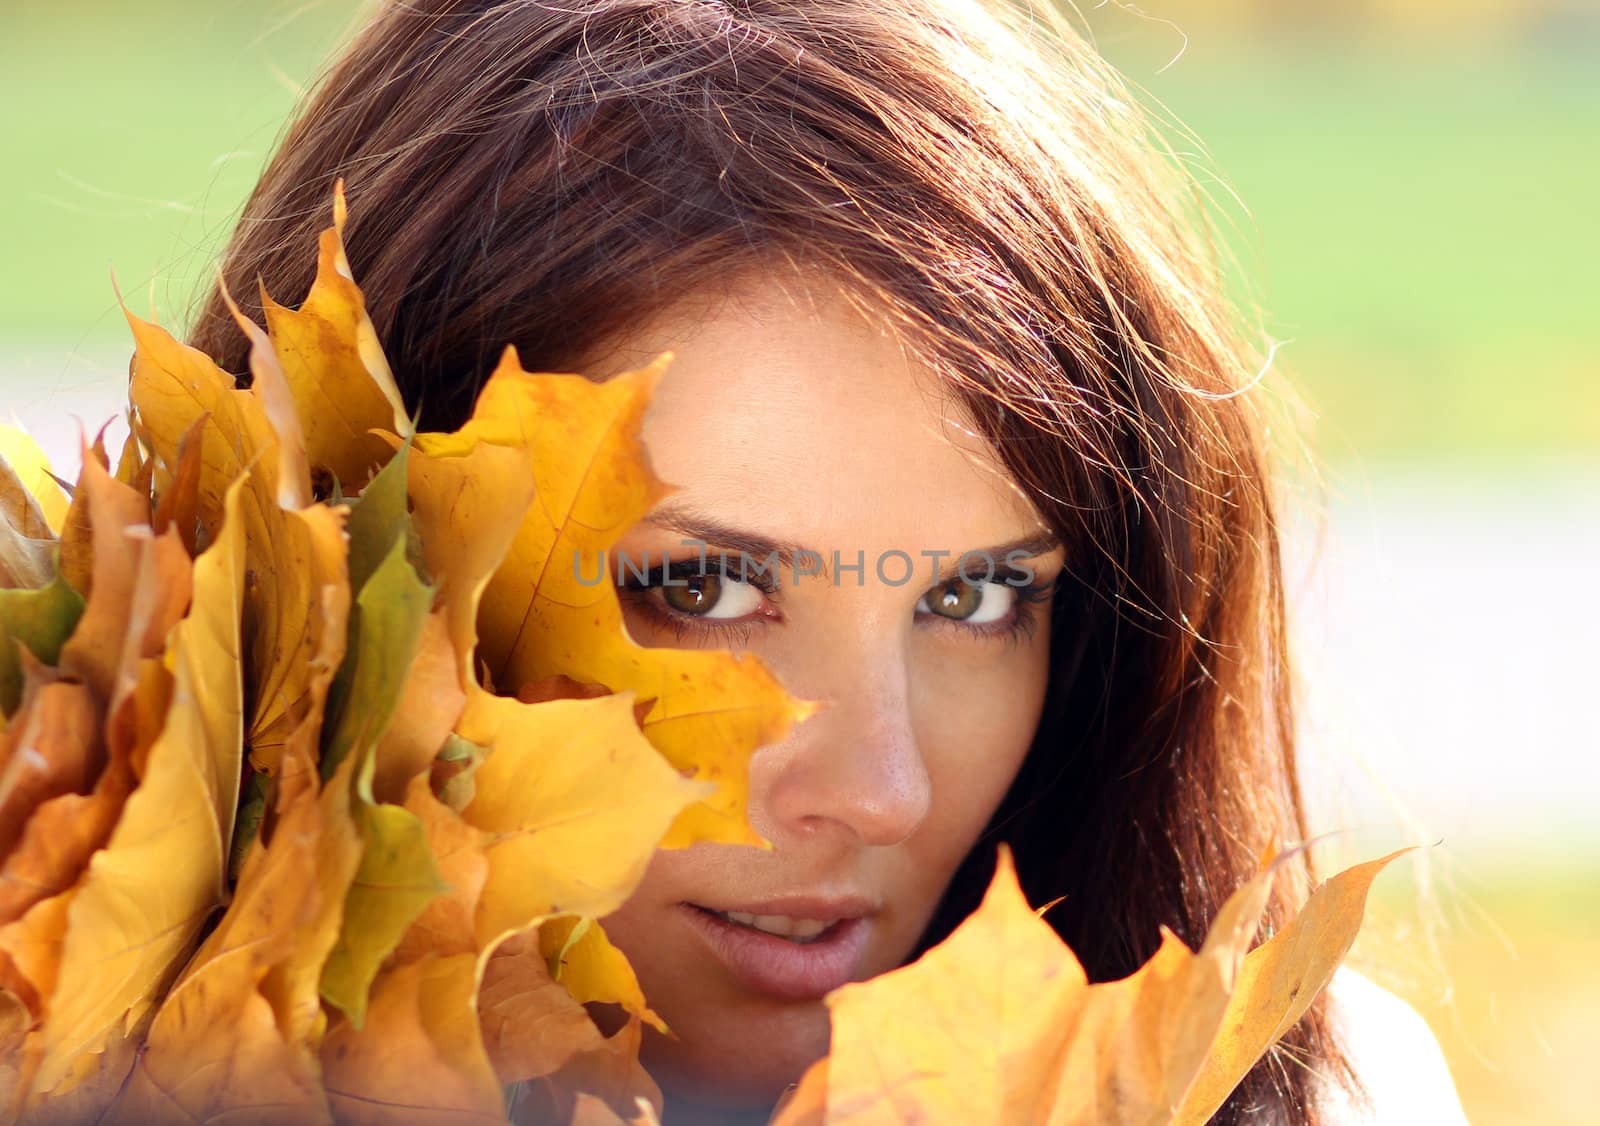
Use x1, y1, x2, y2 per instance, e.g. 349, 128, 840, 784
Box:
3, 1, 1595, 1122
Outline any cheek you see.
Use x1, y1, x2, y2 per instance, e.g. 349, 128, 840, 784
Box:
914, 641, 1050, 831
891, 637, 1051, 934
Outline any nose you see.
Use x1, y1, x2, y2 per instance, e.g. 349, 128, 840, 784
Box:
753, 643, 933, 849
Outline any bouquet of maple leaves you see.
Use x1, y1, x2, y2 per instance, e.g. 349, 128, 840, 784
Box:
0, 188, 1405, 1125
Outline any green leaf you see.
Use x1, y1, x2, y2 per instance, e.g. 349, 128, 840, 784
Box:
315, 531, 445, 1027
0, 571, 85, 715
320, 532, 433, 781
319, 782, 449, 1030
340, 435, 421, 597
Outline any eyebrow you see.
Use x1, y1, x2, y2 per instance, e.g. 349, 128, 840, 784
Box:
638, 503, 1062, 578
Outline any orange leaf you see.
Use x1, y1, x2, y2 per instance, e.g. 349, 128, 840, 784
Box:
477, 928, 598, 1087
390, 775, 488, 963
370, 610, 465, 803
25, 478, 248, 1101
321, 954, 505, 1125
55, 450, 153, 704
404, 432, 537, 691
0, 679, 99, 860
506, 1012, 661, 1126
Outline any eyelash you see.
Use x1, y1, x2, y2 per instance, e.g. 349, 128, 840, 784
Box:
616, 556, 1058, 648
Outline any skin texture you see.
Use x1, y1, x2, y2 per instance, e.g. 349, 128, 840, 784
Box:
583, 270, 1063, 1120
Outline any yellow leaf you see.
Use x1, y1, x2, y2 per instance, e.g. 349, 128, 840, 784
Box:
457, 349, 816, 848
126, 307, 346, 773
261, 742, 364, 1058
798, 844, 1402, 1126
260, 183, 407, 495
0, 426, 68, 536
1170, 846, 1416, 1125
321, 954, 505, 1125
112, 740, 335, 1124
221, 283, 312, 511
27, 476, 248, 1100
404, 433, 537, 690
540, 916, 667, 1035
110, 550, 355, 1123
456, 688, 710, 946
813, 847, 1087, 1124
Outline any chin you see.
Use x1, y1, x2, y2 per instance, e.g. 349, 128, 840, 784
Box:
640, 1000, 830, 1115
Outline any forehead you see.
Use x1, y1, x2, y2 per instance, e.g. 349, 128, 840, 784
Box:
581, 270, 1049, 557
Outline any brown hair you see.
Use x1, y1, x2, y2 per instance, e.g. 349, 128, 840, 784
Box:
192, 0, 1362, 1118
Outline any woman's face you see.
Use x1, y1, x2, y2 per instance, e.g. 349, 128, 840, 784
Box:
584, 271, 1063, 1113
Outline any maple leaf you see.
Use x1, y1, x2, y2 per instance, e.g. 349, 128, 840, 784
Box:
456, 688, 710, 947
112, 742, 336, 1123
53, 448, 154, 708
446, 349, 818, 850
0, 426, 68, 538
539, 915, 667, 1035
0, 572, 83, 719
127, 308, 347, 775
259, 180, 408, 496
774, 844, 1410, 1126
21, 476, 249, 1105
320, 953, 506, 1125
1170, 847, 1416, 1125
107, 508, 354, 1124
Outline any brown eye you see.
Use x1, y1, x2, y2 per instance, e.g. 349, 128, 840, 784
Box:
662, 573, 723, 615
917, 579, 1015, 624
649, 570, 765, 620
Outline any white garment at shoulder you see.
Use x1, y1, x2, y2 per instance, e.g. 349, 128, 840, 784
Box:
1313, 964, 1469, 1124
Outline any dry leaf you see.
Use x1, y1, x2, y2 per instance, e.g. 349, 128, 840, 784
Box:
112, 741, 335, 1124
1170, 847, 1417, 1125
321, 954, 506, 1125
0, 678, 100, 862
539, 916, 666, 1035
126, 308, 345, 773
0, 427, 68, 537
507, 1013, 661, 1126
259, 181, 407, 495
54, 450, 151, 706
456, 689, 709, 946
780, 844, 1406, 1126
24, 477, 247, 1103
449, 349, 816, 849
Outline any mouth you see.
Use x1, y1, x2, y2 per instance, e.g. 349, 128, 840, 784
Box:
681, 901, 873, 1002
695, 907, 839, 943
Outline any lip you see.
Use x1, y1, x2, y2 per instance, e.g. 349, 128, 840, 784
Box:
680, 898, 874, 1002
